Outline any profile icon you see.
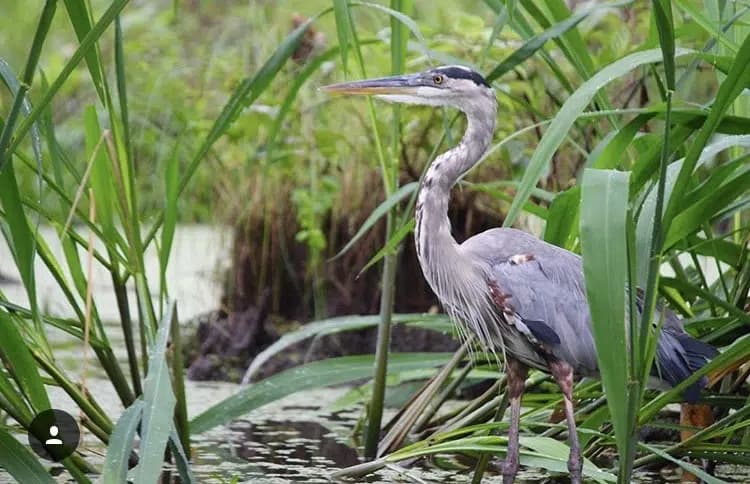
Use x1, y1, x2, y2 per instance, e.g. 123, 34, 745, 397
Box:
28, 409, 80, 461
45, 425, 63, 445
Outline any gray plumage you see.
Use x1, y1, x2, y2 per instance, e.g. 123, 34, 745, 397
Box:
323, 65, 717, 484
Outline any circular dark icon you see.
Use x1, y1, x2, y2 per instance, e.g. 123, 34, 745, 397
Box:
28, 409, 80, 461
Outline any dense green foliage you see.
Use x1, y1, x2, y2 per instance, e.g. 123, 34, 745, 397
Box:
0, 1, 749, 483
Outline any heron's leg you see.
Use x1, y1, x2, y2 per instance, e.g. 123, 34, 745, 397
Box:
502, 357, 528, 484
549, 360, 582, 484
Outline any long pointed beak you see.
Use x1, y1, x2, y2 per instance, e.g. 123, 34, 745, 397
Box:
321, 74, 421, 96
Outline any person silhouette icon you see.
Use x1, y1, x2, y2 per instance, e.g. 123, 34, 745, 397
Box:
45, 425, 63, 446
29, 409, 79, 461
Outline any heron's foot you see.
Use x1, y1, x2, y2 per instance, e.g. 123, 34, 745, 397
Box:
567, 453, 582, 484
501, 455, 520, 484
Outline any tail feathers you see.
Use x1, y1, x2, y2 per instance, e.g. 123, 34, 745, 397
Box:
676, 333, 719, 372
654, 331, 718, 403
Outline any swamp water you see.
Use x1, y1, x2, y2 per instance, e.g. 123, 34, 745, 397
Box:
0, 226, 747, 482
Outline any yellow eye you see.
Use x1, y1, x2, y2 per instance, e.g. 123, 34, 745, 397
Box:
433, 74, 444, 85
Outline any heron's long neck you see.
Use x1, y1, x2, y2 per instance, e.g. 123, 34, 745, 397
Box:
415, 107, 495, 296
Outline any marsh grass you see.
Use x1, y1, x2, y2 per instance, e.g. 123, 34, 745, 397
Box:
1, 1, 749, 483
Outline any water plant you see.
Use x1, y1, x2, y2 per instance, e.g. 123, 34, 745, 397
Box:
0, 1, 748, 483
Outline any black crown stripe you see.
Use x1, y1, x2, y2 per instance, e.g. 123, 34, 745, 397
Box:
433, 66, 490, 88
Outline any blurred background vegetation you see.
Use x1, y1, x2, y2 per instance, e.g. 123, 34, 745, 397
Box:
2, 0, 702, 321
1, 1, 749, 482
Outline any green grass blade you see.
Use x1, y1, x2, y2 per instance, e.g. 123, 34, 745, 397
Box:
0, 362, 34, 423
486, 4, 591, 82
61, 0, 106, 101
191, 352, 453, 435
134, 301, 177, 484
9, 0, 130, 154
84, 105, 117, 241
266, 43, 369, 156
543, 186, 580, 250
113, 14, 132, 165
641, 335, 750, 421
580, 168, 631, 469
357, 218, 415, 275
169, 308, 190, 457
178, 13, 322, 198
167, 430, 196, 483
652, 0, 675, 90
332, 0, 351, 74
0, 311, 50, 413
639, 443, 727, 484
532, 0, 597, 76
0, 140, 40, 336
333, 181, 417, 260
674, 0, 739, 53
385, 435, 615, 482
665, 31, 750, 225
503, 48, 693, 227
242, 313, 452, 382
160, 140, 180, 293
350, 1, 427, 47
101, 399, 144, 484
589, 113, 655, 169
0, 427, 56, 484
666, 170, 750, 248
0, 0, 56, 170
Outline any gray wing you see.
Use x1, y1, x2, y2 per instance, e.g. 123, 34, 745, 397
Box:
463, 228, 717, 400
468, 230, 599, 375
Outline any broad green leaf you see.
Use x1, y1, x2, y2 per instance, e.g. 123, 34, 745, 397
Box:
0, 427, 56, 484
589, 113, 655, 169
504, 48, 693, 228
134, 302, 177, 484
102, 399, 144, 484
580, 169, 630, 465
191, 353, 453, 434
543, 186, 579, 249
521, 436, 616, 483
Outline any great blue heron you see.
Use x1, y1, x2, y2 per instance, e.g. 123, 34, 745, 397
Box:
323, 65, 718, 483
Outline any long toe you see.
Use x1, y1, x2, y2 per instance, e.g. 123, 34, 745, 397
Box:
502, 458, 519, 484
568, 455, 582, 484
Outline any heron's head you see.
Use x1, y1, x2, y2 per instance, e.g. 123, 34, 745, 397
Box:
322, 65, 495, 114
